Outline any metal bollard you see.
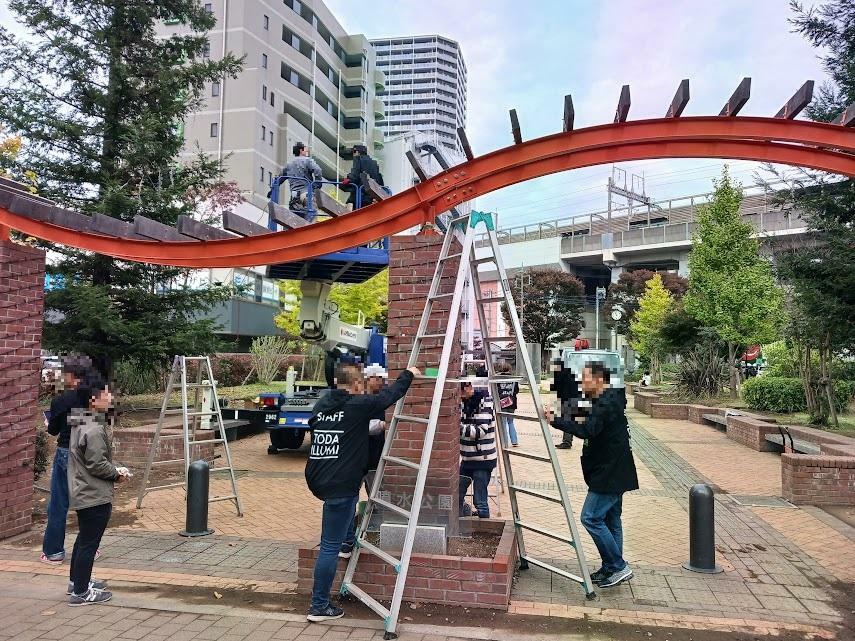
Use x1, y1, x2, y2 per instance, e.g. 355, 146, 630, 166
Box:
179, 460, 214, 537
683, 483, 722, 573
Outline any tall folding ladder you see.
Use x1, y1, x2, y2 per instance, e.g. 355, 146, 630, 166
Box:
341, 212, 594, 640
136, 355, 243, 516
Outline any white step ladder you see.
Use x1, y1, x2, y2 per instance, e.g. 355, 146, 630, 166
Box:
341, 212, 594, 639
136, 355, 243, 516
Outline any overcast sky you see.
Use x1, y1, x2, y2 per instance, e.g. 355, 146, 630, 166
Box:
327, 0, 828, 229
1, 1, 829, 230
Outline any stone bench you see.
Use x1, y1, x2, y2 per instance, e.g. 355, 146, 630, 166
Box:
702, 413, 728, 430
764, 432, 821, 455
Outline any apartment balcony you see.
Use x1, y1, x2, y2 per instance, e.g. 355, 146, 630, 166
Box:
342, 96, 366, 119
372, 129, 385, 150
340, 127, 365, 148
373, 68, 386, 91
343, 65, 367, 87
373, 97, 385, 120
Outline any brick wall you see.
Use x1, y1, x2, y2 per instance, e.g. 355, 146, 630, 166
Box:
649, 403, 689, 420
383, 234, 461, 529
633, 391, 660, 415
781, 454, 855, 506
297, 519, 516, 609
725, 416, 779, 452
112, 427, 216, 467
0, 241, 45, 540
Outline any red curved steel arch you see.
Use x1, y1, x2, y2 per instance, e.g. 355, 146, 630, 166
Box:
1, 116, 853, 268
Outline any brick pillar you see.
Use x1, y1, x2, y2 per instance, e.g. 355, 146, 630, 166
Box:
384, 234, 461, 533
0, 241, 45, 540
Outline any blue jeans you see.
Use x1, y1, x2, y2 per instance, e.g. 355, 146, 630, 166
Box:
459, 466, 493, 518
43, 448, 69, 558
503, 416, 518, 445
580, 491, 626, 574
311, 495, 358, 611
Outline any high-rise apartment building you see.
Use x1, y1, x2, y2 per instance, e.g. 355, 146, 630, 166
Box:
157, 0, 387, 345
370, 35, 467, 154
160, 0, 387, 203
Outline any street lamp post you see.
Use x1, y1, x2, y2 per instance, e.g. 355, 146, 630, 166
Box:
595, 286, 607, 350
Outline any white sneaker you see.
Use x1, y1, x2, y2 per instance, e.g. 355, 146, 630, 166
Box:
67, 579, 107, 595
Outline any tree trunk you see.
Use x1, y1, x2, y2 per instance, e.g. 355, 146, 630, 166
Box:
650, 353, 661, 386
821, 332, 839, 428
728, 342, 739, 399
801, 344, 822, 423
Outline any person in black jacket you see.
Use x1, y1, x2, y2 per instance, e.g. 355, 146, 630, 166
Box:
305, 363, 419, 623
496, 361, 519, 447
338, 144, 384, 209
41, 355, 95, 565
546, 361, 639, 589
339, 364, 389, 560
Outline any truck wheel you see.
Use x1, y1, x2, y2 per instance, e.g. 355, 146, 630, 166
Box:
268, 429, 306, 451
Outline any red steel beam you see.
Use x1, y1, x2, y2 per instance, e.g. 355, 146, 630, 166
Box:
2, 116, 853, 268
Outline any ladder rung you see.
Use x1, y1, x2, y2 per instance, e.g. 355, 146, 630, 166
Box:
509, 484, 562, 503
448, 213, 470, 224
473, 256, 496, 265
497, 411, 542, 422
483, 336, 514, 342
440, 252, 462, 261
490, 376, 523, 382
341, 582, 390, 620
505, 448, 551, 462
156, 434, 186, 440
143, 482, 186, 492
209, 494, 237, 503
209, 467, 236, 473
372, 496, 411, 520
184, 383, 215, 388
164, 409, 219, 417
189, 439, 225, 446
150, 458, 186, 466
417, 333, 446, 339
382, 454, 420, 470
357, 538, 401, 569
477, 296, 506, 303
429, 292, 454, 300
394, 414, 429, 424
516, 521, 575, 545
182, 356, 210, 360
520, 556, 585, 586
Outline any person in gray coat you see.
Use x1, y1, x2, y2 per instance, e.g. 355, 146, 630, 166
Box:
282, 142, 323, 221
67, 373, 130, 606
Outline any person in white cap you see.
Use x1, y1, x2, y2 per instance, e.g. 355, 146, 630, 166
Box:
339, 363, 389, 559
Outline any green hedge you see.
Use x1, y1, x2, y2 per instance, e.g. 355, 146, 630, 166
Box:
742, 376, 855, 413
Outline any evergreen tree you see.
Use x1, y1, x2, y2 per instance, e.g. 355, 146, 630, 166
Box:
764, 0, 855, 425
629, 274, 672, 385
684, 168, 784, 398
0, 1, 243, 375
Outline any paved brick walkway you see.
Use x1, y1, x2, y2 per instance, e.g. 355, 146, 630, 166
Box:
8, 394, 853, 639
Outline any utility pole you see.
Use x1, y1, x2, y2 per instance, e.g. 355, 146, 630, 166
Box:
519, 267, 532, 330
595, 287, 607, 350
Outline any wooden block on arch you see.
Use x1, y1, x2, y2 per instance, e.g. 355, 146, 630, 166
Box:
222, 211, 273, 236
314, 189, 348, 217
267, 202, 309, 230
361, 174, 389, 202
177, 215, 238, 240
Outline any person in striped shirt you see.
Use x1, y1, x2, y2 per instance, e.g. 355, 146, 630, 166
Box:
458, 382, 497, 518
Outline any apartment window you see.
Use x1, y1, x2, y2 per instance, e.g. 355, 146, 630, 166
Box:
261, 125, 266, 140
262, 85, 267, 100
268, 131, 274, 146
261, 53, 268, 69
201, 40, 210, 58
269, 91, 275, 107
263, 15, 269, 30
204, 3, 212, 13
210, 122, 218, 137
280, 62, 312, 94
260, 166, 265, 183
211, 81, 220, 97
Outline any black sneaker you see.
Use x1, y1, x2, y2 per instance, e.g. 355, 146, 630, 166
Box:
556, 442, 573, 450
590, 568, 609, 585
67, 579, 107, 595
339, 542, 354, 559
307, 604, 344, 622
68, 587, 113, 606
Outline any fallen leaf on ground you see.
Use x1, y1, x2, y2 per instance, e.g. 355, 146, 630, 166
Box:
41, 610, 55, 616
213, 591, 222, 599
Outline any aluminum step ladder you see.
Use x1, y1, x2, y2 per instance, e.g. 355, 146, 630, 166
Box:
136, 355, 243, 516
340, 211, 593, 640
